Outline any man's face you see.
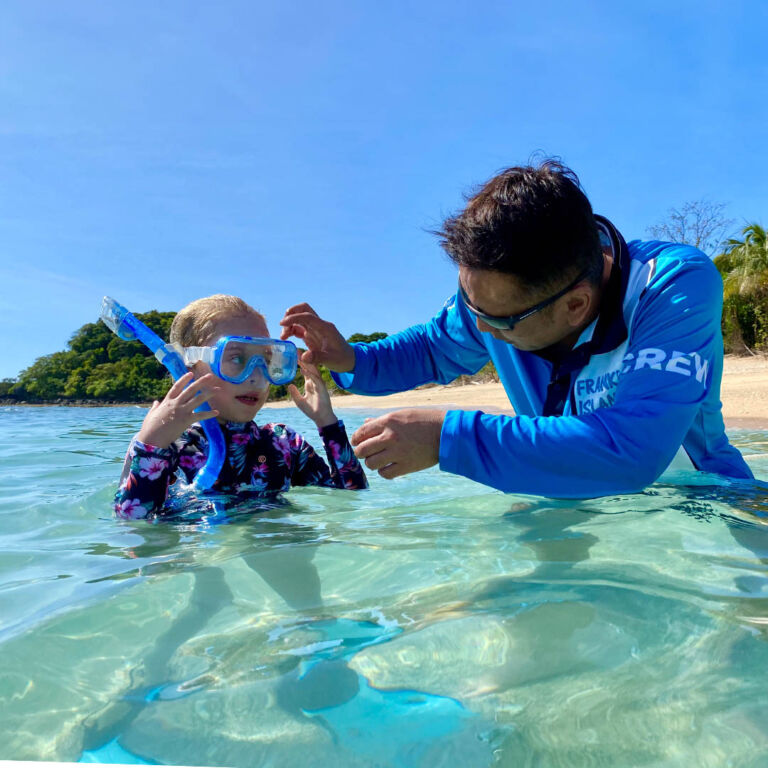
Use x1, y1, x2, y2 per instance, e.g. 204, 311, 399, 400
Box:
458, 266, 580, 351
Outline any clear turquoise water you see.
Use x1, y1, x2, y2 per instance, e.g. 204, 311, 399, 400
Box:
2, 406, 768, 767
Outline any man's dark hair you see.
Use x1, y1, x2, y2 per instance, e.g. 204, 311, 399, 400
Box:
435, 159, 603, 291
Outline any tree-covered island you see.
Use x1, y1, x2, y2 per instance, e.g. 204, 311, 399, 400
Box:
0, 313, 392, 405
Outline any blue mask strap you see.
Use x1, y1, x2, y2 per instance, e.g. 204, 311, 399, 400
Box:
100, 296, 226, 491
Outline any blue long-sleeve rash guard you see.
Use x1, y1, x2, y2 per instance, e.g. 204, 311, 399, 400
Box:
333, 223, 753, 498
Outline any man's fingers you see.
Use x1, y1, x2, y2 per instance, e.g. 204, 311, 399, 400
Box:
282, 302, 318, 318
363, 449, 394, 471
350, 418, 386, 446
352, 431, 390, 461
280, 323, 306, 341
279, 312, 326, 335
378, 463, 405, 480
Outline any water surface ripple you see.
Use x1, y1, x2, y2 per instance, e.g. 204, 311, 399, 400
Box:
2, 406, 768, 767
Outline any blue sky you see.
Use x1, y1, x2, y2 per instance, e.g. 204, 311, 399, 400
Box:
1, 0, 766, 379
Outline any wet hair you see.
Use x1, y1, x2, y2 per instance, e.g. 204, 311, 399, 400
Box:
434, 158, 603, 292
169, 294, 266, 346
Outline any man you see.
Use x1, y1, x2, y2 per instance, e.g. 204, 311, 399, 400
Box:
280, 160, 752, 497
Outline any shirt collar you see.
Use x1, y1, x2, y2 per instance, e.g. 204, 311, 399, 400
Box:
575, 214, 629, 357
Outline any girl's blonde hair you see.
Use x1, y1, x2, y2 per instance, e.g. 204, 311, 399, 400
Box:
169, 295, 267, 347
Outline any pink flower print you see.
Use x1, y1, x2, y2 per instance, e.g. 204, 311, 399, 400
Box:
180, 453, 206, 470
273, 435, 293, 467
138, 455, 168, 481
327, 439, 343, 463
250, 461, 269, 484
116, 498, 148, 519
232, 432, 250, 446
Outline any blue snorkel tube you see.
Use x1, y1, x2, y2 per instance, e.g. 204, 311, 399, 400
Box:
99, 296, 226, 491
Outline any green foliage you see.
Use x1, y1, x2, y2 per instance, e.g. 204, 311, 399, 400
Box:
477, 360, 499, 382
4, 311, 176, 403
347, 331, 388, 343
0, 379, 19, 399
715, 223, 768, 352
718, 224, 768, 299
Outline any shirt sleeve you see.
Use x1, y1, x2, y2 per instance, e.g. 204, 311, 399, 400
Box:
288, 421, 368, 490
332, 294, 491, 394
439, 256, 747, 497
113, 438, 180, 518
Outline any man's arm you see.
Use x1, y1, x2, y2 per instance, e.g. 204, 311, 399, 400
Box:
332, 295, 492, 395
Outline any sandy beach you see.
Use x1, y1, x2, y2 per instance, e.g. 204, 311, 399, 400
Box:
264, 355, 768, 428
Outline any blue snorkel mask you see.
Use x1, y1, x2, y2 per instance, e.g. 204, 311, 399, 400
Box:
99, 296, 226, 491
174, 336, 298, 386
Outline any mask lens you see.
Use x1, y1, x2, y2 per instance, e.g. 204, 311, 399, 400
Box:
218, 339, 297, 384
267, 344, 291, 383
219, 341, 264, 383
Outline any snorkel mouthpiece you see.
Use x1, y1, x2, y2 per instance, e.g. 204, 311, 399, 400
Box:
99, 296, 226, 492
100, 296, 137, 341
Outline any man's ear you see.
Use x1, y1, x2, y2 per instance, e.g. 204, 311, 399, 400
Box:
564, 287, 593, 328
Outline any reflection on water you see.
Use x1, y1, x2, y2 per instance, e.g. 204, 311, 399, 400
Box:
2, 406, 768, 766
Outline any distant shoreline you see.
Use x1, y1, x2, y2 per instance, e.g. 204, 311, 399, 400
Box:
4, 356, 768, 428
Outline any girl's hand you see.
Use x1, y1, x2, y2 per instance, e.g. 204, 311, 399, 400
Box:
137, 372, 221, 449
287, 353, 337, 429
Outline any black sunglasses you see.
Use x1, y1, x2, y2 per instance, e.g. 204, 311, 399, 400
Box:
458, 269, 590, 331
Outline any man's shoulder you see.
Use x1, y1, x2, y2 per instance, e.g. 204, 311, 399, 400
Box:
628, 238, 713, 269
628, 238, 720, 296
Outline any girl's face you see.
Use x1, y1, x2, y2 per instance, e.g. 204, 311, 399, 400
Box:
191, 313, 272, 424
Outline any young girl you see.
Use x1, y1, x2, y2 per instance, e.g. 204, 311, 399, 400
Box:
115, 295, 367, 519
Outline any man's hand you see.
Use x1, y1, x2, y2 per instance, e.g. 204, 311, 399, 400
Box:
350, 408, 445, 479
280, 302, 356, 372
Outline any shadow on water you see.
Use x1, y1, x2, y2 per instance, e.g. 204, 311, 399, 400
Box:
664, 481, 768, 641
80, 490, 455, 765
420, 479, 768, 634
81, 492, 330, 753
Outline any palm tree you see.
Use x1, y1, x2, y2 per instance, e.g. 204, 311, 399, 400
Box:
715, 223, 768, 299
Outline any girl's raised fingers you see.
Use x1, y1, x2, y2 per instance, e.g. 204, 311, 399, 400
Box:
298, 362, 321, 381
196, 409, 220, 422
185, 390, 220, 411
286, 383, 304, 403
166, 371, 195, 398
178, 374, 218, 400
